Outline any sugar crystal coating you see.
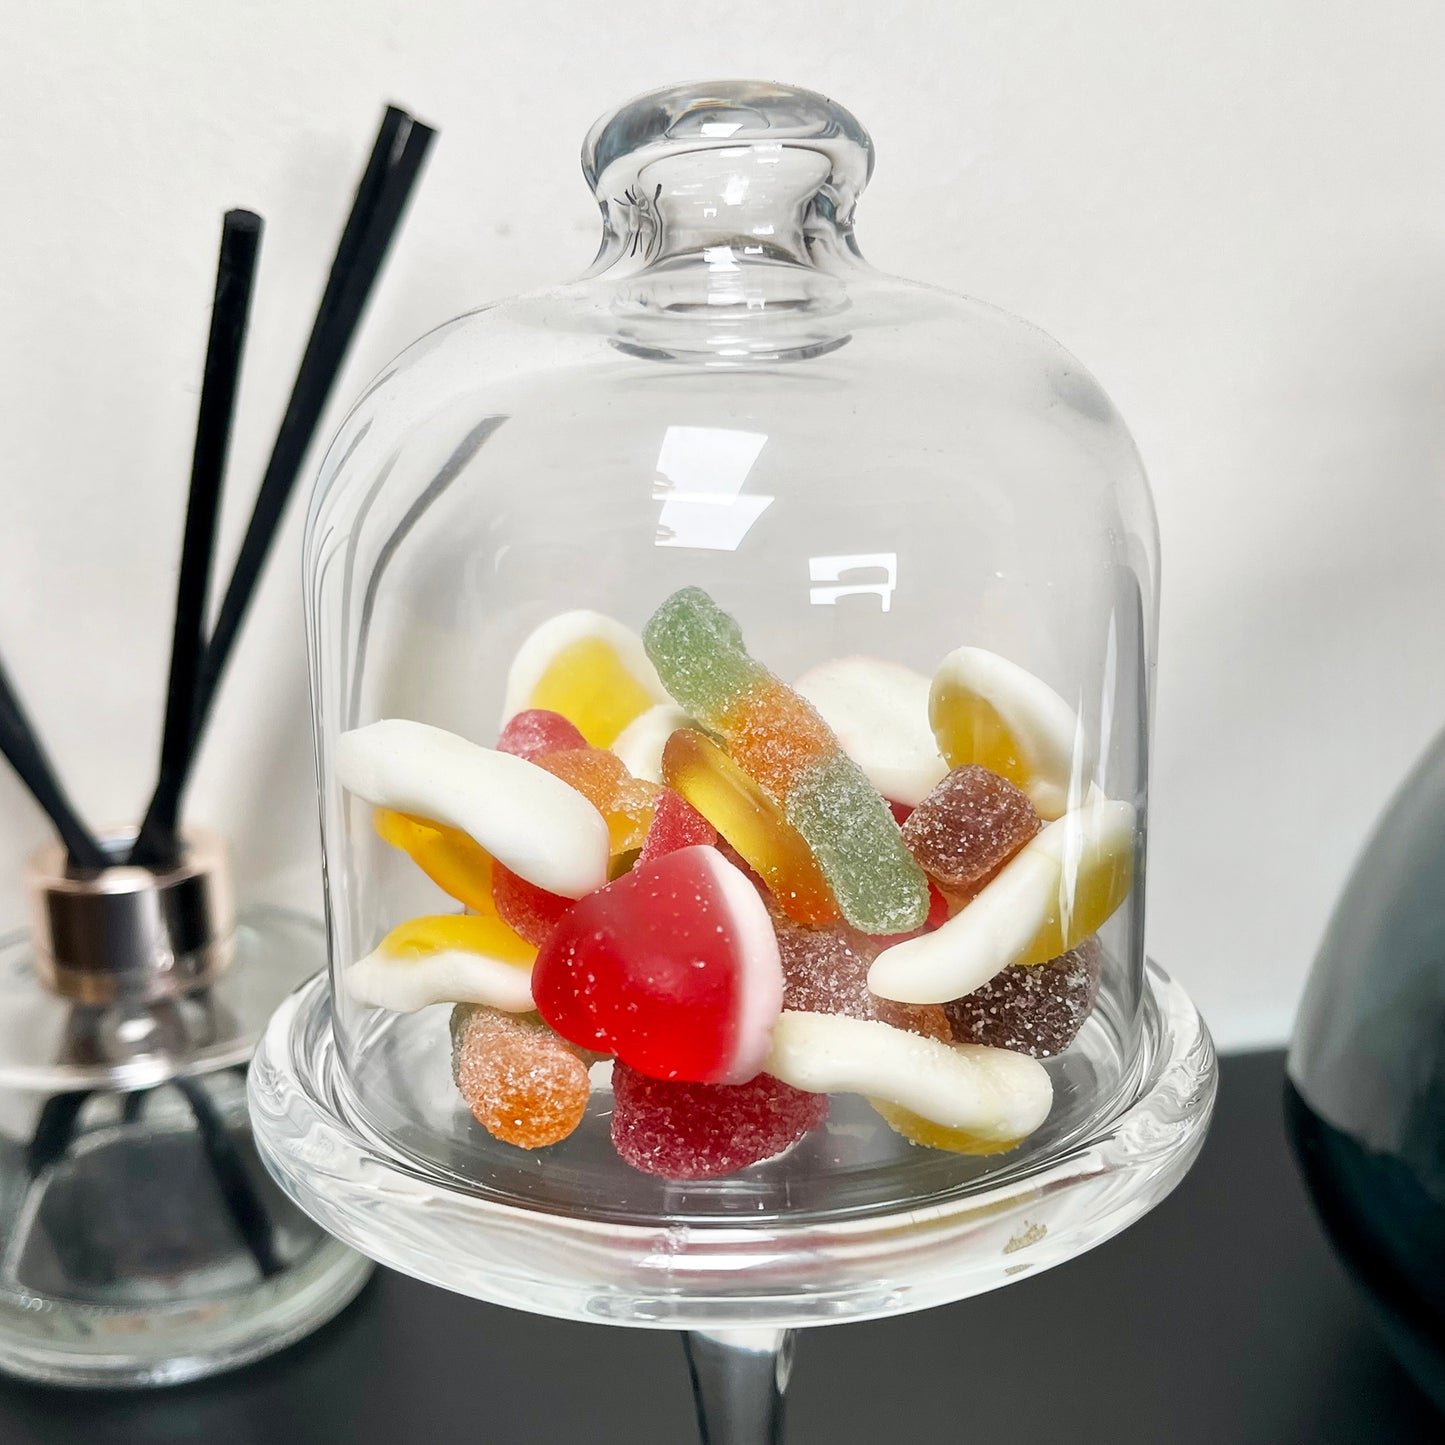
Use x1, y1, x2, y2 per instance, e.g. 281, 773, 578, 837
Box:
641, 587, 762, 720
774, 912, 951, 1042
610, 1061, 827, 1178
901, 764, 1041, 888
534, 746, 659, 853
662, 728, 840, 926
726, 681, 836, 801
450, 1005, 589, 1148
638, 787, 717, 865
787, 753, 929, 935
497, 708, 587, 760
492, 863, 572, 946
944, 936, 1103, 1058
644, 589, 928, 934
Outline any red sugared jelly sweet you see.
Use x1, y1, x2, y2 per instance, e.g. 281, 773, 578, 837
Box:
611, 1061, 828, 1179
532, 845, 784, 1084
492, 863, 573, 947
497, 708, 587, 760
638, 788, 717, 866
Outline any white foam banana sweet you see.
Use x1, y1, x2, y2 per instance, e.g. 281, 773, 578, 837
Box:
336, 719, 609, 898
345, 914, 537, 1013
610, 702, 693, 784
928, 647, 1087, 820
347, 948, 536, 1013
766, 1011, 1053, 1146
794, 656, 947, 807
868, 799, 1136, 1005
500, 610, 669, 745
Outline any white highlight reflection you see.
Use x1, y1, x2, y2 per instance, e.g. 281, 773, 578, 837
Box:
654, 425, 772, 552
809, 553, 899, 611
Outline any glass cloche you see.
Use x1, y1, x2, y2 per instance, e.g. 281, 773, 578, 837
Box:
252, 80, 1215, 1439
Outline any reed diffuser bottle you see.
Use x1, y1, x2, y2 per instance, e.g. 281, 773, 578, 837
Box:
0, 104, 434, 1385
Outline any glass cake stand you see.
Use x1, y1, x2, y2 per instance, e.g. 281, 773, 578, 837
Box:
251, 958, 1212, 1438
249, 78, 1219, 1439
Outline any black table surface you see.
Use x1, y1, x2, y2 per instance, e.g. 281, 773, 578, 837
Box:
0, 1049, 1436, 1444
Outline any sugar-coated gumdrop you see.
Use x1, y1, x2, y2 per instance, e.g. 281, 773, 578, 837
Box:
450, 1005, 590, 1148
869, 800, 1135, 1005
774, 913, 951, 1042
347, 912, 536, 1013
497, 708, 587, 760
492, 863, 573, 947
502, 611, 670, 747
795, 657, 948, 807
373, 809, 496, 915
944, 936, 1102, 1058
638, 787, 716, 865
337, 720, 609, 899
644, 590, 929, 935
534, 746, 660, 853
928, 647, 1084, 821
610, 1061, 827, 1179
532, 845, 784, 1084
901, 765, 1040, 889
662, 728, 839, 926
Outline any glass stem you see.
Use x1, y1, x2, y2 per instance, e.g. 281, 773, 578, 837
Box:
683, 1328, 795, 1445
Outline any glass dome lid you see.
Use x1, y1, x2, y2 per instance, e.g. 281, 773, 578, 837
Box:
292, 79, 1175, 1233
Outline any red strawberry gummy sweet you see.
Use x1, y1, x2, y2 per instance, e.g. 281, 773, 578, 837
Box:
532, 845, 784, 1084
497, 708, 587, 760
638, 787, 717, 866
492, 863, 573, 946
611, 1061, 827, 1178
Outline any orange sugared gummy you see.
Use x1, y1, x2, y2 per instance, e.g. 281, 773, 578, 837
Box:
661, 728, 840, 926
724, 680, 836, 802
452, 1006, 590, 1149
533, 747, 659, 854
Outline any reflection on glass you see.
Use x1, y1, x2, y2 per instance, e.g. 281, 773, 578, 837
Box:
654, 424, 772, 551
808, 552, 898, 611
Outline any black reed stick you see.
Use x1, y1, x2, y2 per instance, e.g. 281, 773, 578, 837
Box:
0, 658, 108, 869
131, 211, 264, 869
172, 1074, 283, 1278
189, 107, 435, 755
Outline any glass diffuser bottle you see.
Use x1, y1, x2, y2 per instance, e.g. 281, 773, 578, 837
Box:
251, 80, 1216, 1440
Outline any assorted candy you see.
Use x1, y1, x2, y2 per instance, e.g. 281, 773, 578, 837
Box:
532, 845, 784, 1085
928, 646, 1085, 821
337, 718, 609, 898
336, 590, 1138, 1175
643, 588, 929, 936
868, 798, 1135, 1006
347, 913, 536, 1013
502, 610, 669, 747
899, 765, 1040, 889
795, 656, 946, 807
765, 1011, 1054, 1155
944, 937, 1103, 1059
611, 1062, 827, 1179
451, 1005, 590, 1148
662, 728, 840, 926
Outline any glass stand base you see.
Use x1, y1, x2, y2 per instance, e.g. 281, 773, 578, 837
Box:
250, 960, 1215, 1331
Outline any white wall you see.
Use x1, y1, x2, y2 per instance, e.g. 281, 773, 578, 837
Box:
2, 1, 1442, 1050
